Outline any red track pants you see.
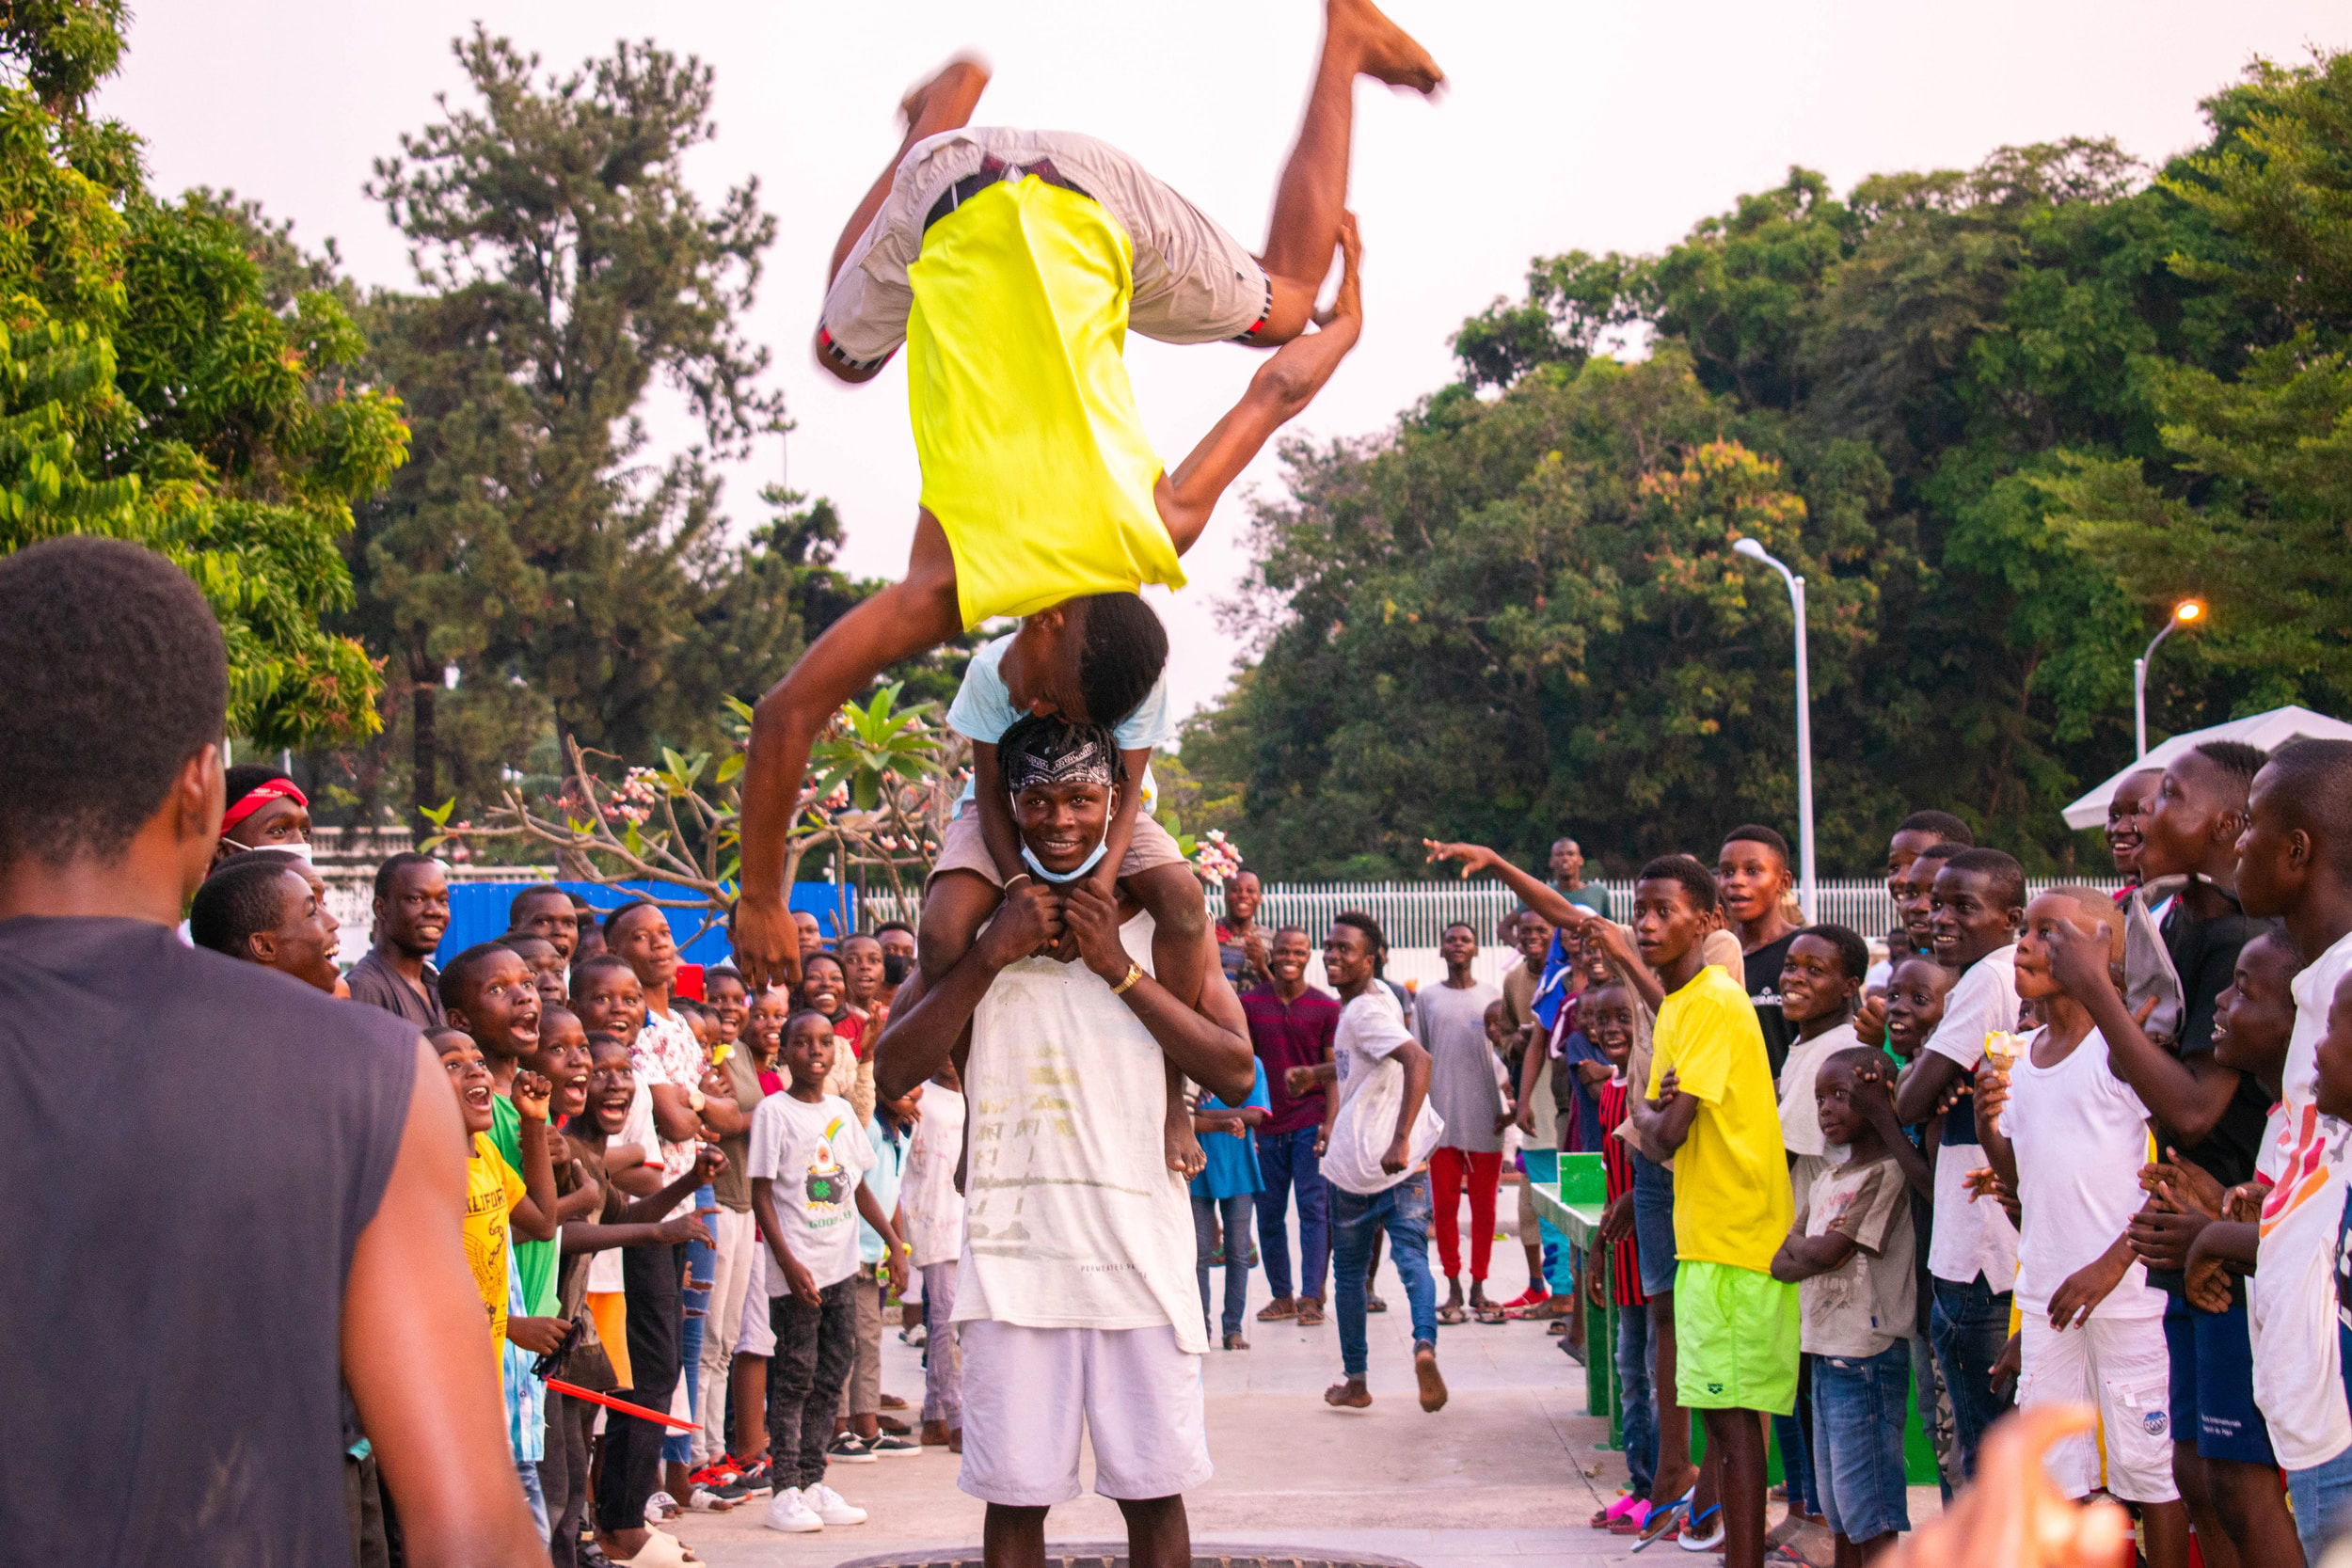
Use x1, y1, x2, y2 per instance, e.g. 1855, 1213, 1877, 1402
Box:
1429, 1147, 1503, 1283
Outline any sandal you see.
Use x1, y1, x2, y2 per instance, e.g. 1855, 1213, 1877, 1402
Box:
1256, 1297, 1298, 1322
1366, 1293, 1388, 1313
1295, 1297, 1326, 1325
1437, 1303, 1468, 1326
1610, 1500, 1656, 1536
1473, 1304, 1510, 1324
1677, 1504, 1724, 1553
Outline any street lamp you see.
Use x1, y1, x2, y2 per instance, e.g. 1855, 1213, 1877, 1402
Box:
2134, 598, 2204, 760
1732, 537, 1815, 923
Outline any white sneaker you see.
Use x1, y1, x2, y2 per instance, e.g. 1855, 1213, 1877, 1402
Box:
805, 1483, 868, 1526
762, 1486, 824, 1533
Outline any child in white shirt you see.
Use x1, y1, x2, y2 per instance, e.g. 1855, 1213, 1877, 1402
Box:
748, 1010, 905, 1533
1977, 886, 2186, 1557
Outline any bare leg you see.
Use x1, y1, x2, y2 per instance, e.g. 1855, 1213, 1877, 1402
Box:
1647, 1291, 1697, 1507
812, 58, 993, 384
983, 1503, 1050, 1568
2137, 1497, 2190, 1568
729, 1353, 767, 1463
1253, 0, 1443, 341
1702, 1407, 1766, 1568
1128, 863, 1214, 1175
1118, 1495, 1192, 1568
2207, 1457, 2303, 1568
828, 57, 992, 287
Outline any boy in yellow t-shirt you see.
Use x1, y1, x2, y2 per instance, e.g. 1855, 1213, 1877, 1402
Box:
436, 1030, 560, 1370
736, 0, 1444, 990
1627, 857, 1797, 1568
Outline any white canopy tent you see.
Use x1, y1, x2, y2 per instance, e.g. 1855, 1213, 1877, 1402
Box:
2061, 705, 2352, 830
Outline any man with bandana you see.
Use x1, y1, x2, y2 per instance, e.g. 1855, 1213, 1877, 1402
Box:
877, 713, 1255, 1568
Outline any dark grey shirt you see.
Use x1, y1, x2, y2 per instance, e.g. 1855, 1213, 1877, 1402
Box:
0, 916, 416, 1565
346, 946, 445, 1030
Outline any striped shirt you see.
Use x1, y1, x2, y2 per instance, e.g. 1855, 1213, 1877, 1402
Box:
1597, 1077, 1645, 1307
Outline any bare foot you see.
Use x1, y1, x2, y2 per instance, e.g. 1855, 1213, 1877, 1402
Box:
1165, 1114, 1207, 1180
921, 1418, 951, 1446
1326, 1378, 1374, 1409
1224, 1332, 1251, 1351
1414, 1343, 1448, 1412
899, 54, 992, 133
1329, 0, 1444, 95
948, 1426, 963, 1454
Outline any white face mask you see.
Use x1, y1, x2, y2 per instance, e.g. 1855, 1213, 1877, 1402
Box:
232, 840, 313, 865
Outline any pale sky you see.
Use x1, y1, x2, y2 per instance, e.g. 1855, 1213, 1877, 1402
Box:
103, 1, 2347, 723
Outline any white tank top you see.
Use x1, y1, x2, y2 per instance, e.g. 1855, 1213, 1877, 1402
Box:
953, 912, 1207, 1353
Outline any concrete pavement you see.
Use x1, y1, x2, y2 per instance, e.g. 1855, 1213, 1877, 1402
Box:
663, 1185, 1941, 1567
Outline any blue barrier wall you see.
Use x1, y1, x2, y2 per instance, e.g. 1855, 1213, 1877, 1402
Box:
434, 881, 859, 968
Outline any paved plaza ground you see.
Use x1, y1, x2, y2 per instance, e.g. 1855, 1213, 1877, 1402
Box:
669, 1183, 1944, 1568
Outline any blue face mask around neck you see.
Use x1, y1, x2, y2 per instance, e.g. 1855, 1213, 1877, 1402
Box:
1021, 836, 1110, 885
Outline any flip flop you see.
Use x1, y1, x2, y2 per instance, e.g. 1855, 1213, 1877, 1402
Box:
1437, 1304, 1468, 1325
1629, 1489, 1692, 1553
1677, 1504, 1724, 1553
1610, 1500, 1656, 1536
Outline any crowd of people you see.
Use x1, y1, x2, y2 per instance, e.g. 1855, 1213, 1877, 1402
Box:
174, 716, 2352, 1568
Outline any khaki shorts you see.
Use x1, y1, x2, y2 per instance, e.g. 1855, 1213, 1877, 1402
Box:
820, 127, 1271, 368
929, 800, 1186, 891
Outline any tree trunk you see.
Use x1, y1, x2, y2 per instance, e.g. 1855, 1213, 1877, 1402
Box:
411, 672, 439, 820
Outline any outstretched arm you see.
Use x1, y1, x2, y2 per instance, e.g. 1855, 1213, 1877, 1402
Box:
1157, 216, 1364, 556
738, 516, 963, 990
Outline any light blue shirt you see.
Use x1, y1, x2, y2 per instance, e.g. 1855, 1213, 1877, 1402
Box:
947, 632, 1172, 810
858, 1117, 907, 1267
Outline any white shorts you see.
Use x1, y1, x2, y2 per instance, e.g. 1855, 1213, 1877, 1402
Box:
957, 1319, 1213, 1506
2016, 1310, 2178, 1504
820, 127, 1271, 368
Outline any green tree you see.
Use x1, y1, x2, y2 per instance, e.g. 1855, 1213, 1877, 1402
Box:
1192, 54, 2346, 877
0, 2, 406, 746
346, 29, 793, 816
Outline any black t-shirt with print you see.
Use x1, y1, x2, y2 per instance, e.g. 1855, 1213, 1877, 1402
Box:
2149, 903, 2272, 1297
1744, 929, 1800, 1079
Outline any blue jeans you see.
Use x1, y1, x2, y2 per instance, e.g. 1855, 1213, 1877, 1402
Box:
1256, 1126, 1331, 1302
663, 1184, 718, 1467
1616, 1296, 1657, 1497
1772, 1356, 1820, 1516
1930, 1275, 2015, 1481
2290, 1443, 2352, 1565
1331, 1174, 1438, 1377
1810, 1339, 1913, 1543
1193, 1192, 1257, 1338
516, 1454, 549, 1542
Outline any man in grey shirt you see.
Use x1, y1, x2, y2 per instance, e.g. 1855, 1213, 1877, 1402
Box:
1415, 921, 1504, 1323
345, 850, 450, 1027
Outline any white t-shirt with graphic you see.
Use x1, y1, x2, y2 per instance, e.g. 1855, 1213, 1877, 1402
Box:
749, 1091, 876, 1293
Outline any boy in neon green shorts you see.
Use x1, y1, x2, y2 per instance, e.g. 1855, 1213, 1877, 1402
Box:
736, 0, 1442, 990
1628, 855, 1798, 1568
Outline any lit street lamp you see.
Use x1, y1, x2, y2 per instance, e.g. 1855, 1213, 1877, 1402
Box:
2134, 598, 2204, 760
1731, 537, 1815, 923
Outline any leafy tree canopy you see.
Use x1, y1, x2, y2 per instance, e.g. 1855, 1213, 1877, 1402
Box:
1190, 51, 2348, 878
0, 0, 406, 746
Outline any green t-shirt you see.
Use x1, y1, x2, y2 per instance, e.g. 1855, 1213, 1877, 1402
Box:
490, 1092, 561, 1319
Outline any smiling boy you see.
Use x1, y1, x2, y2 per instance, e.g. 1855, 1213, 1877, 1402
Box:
873, 713, 1253, 1568
1893, 847, 2026, 1479
1626, 854, 1794, 1568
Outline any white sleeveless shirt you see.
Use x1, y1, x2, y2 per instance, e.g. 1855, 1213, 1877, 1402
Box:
953, 912, 1208, 1353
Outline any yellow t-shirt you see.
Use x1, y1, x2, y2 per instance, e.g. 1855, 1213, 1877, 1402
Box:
1646, 963, 1792, 1274
907, 175, 1186, 627
463, 1134, 526, 1370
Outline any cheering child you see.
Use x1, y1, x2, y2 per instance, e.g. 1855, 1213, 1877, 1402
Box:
749, 1009, 907, 1534
1974, 887, 2187, 1567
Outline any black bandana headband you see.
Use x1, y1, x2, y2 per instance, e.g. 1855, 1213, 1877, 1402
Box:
1000, 714, 1119, 795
